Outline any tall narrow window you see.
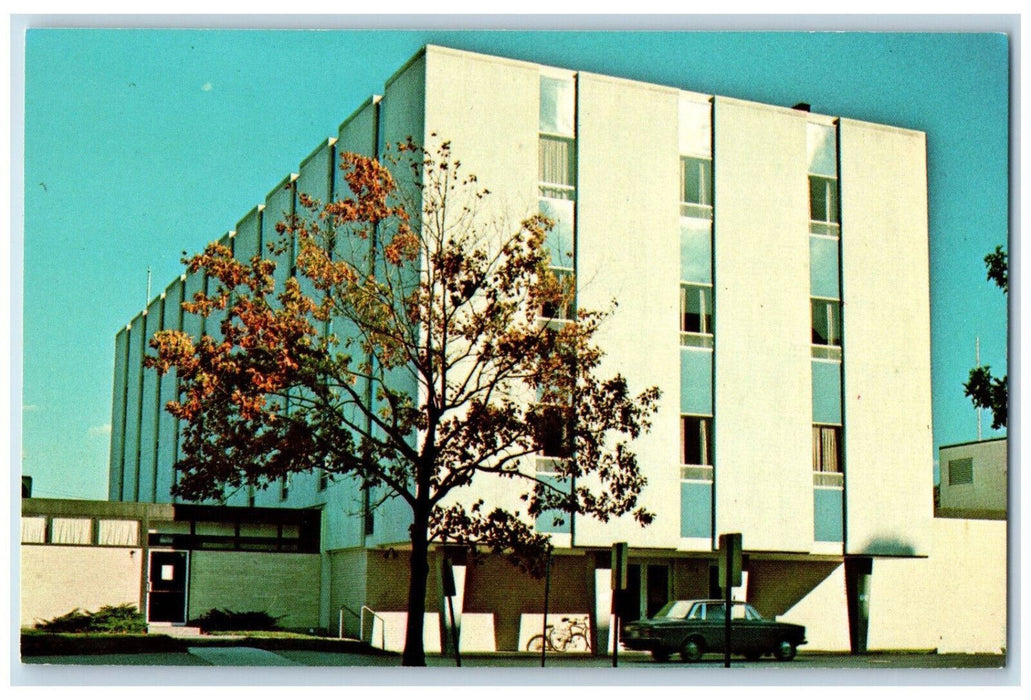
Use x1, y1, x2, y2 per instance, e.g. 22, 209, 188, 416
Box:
541, 269, 576, 321
811, 298, 841, 347
681, 284, 713, 347
279, 476, 289, 501
535, 404, 573, 459
681, 415, 712, 466
680, 156, 713, 219
807, 122, 840, 236
812, 425, 842, 472
539, 136, 576, 200
809, 175, 839, 226
539, 72, 577, 324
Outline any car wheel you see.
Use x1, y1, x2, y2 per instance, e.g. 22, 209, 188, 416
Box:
651, 649, 670, 662
773, 640, 797, 661
680, 637, 705, 662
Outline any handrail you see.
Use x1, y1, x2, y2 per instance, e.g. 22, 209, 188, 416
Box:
361, 605, 387, 649
338, 604, 361, 639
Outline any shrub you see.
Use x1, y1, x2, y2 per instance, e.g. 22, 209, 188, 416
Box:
35, 604, 147, 634
190, 608, 282, 632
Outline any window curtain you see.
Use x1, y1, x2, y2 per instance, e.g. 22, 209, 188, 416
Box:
98, 519, 139, 546
51, 518, 92, 544
813, 426, 840, 472
21, 517, 46, 543
539, 136, 575, 191
822, 427, 839, 472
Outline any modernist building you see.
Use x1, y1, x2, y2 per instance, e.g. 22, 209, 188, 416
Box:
104, 45, 996, 654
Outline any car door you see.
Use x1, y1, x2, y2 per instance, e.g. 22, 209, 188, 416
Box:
703, 602, 727, 650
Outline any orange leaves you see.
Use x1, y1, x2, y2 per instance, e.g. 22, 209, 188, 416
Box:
383, 225, 420, 266
146, 330, 198, 375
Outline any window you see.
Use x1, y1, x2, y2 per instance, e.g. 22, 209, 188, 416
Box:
279, 475, 290, 501
811, 298, 841, 347
812, 425, 842, 472
539, 75, 575, 136
538, 198, 575, 271
539, 136, 576, 199
21, 517, 46, 544
681, 415, 712, 466
51, 518, 92, 544
318, 468, 330, 492
680, 156, 713, 219
540, 269, 576, 321
98, 520, 140, 546
681, 284, 713, 346
948, 457, 974, 486
807, 121, 839, 236
535, 404, 573, 459
809, 175, 839, 226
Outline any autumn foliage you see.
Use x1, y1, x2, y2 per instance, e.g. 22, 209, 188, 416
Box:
146, 138, 660, 665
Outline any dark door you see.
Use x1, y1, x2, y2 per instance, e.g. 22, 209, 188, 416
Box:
148, 551, 188, 623
646, 564, 670, 618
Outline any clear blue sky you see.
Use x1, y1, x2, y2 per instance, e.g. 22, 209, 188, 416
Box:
19, 27, 1009, 500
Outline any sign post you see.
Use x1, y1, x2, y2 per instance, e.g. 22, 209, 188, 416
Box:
718, 533, 742, 669
611, 542, 628, 667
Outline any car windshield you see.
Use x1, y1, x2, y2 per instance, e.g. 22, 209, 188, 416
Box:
652, 601, 695, 619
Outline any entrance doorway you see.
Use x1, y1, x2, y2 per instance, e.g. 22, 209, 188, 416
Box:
616, 563, 670, 629
148, 551, 188, 623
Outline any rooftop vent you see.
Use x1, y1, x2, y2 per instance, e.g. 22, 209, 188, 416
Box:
792, 102, 811, 112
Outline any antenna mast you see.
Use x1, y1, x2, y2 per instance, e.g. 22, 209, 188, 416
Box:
976, 336, 983, 441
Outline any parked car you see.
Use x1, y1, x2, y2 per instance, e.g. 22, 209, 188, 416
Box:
622, 599, 806, 662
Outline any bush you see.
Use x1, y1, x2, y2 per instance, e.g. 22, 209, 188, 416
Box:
35, 604, 147, 634
190, 608, 282, 632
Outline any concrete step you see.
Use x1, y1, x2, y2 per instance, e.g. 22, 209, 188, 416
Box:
148, 625, 205, 637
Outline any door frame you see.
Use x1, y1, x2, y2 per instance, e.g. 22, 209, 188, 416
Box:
146, 549, 190, 625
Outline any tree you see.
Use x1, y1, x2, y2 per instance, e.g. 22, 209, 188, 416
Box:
146, 138, 660, 666
963, 245, 1008, 430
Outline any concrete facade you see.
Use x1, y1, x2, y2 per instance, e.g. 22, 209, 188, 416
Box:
101, 45, 1003, 655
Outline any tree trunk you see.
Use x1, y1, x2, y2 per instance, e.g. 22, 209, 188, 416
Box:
401, 503, 431, 666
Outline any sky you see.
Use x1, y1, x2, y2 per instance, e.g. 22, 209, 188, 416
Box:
16, 21, 1011, 500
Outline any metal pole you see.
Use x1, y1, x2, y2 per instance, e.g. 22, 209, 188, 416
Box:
541, 545, 552, 667
724, 546, 732, 669
611, 592, 620, 667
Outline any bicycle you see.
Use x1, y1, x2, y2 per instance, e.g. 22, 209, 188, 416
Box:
526, 615, 591, 652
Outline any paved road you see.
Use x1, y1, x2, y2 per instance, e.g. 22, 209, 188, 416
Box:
22, 648, 1006, 669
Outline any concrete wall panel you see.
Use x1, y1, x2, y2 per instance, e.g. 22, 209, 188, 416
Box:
712, 97, 813, 552
574, 71, 681, 548
21, 546, 143, 626
187, 550, 321, 629
839, 120, 932, 556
